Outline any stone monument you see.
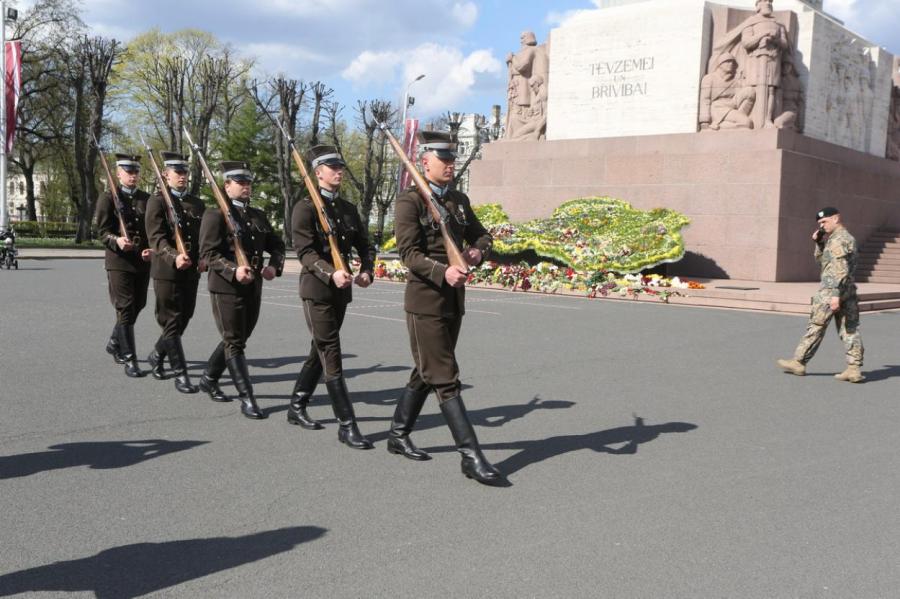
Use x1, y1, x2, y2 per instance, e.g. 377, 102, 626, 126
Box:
504, 31, 550, 141
470, 0, 900, 282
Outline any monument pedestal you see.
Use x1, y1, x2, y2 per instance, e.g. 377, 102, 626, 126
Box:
468, 129, 900, 282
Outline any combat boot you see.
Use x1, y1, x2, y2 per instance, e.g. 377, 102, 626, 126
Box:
199, 342, 231, 402
327, 377, 373, 449
776, 358, 806, 376
387, 386, 431, 461
440, 395, 505, 486
226, 354, 266, 419
166, 336, 199, 394
147, 336, 168, 380
118, 324, 146, 378
835, 365, 865, 383
287, 362, 323, 429
106, 324, 126, 364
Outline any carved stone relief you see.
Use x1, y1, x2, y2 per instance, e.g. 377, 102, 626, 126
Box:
504, 31, 550, 141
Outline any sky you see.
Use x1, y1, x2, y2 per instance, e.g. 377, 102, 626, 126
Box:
20, 0, 900, 121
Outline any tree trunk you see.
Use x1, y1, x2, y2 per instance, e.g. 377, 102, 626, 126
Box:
22, 162, 37, 221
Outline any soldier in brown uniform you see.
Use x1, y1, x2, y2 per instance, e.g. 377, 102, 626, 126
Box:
145, 152, 204, 393
96, 153, 152, 378
387, 131, 504, 486
288, 145, 376, 449
198, 161, 286, 419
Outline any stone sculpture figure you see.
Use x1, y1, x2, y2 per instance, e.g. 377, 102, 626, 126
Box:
699, 54, 756, 130
706, 0, 794, 130
505, 31, 550, 141
887, 85, 900, 161
775, 59, 804, 131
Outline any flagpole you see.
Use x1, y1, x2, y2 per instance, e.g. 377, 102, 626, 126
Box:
0, 0, 7, 232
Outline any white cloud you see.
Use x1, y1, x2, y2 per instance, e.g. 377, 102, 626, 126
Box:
240, 42, 331, 77
451, 2, 478, 27
342, 43, 503, 117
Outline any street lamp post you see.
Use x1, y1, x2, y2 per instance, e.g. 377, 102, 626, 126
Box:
0, 1, 14, 232
395, 73, 425, 194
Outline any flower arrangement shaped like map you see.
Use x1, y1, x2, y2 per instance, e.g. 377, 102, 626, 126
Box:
474, 198, 689, 274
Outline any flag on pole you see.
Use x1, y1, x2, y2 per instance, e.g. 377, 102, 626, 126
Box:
5, 39, 21, 154
399, 118, 419, 190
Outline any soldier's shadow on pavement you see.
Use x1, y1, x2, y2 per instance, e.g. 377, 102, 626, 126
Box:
248, 362, 411, 386
0, 440, 208, 480
183, 354, 358, 371
359, 395, 576, 443
804, 364, 900, 382
0, 526, 326, 599
423, 417, 697, 477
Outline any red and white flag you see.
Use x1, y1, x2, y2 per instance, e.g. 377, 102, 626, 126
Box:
5, 40, 22, 154
399, 118, 419, 191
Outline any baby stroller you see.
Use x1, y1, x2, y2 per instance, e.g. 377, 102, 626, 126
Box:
0, 229, 18, 269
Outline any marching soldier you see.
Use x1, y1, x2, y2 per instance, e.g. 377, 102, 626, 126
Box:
288, 145, 376, 449
145, 151, 204, 393
388, 131, 505, 485
96, 153, 152, 378
198, 161, 286, 418
778, 207, 865, 382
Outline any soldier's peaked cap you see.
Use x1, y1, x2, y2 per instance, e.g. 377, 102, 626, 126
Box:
161, 151, 189, 169
115, 153, 141, 169
816, 206, 839, 220
418, 131, 457, 160
220, 160, 253, 182
309, 145, 346, 169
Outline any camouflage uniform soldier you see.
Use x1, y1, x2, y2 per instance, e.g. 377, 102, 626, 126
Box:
778, 207, 865, 382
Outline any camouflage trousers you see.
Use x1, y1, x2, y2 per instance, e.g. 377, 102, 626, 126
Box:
793, 289, 864, 366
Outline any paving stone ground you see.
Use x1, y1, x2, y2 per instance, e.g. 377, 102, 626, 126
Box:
2, 259, 900, 598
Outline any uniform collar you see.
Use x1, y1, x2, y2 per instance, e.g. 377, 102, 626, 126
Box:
120, 186, 136, 196
170, 187, 186, 199
231, 199, 247, 209
427, 180, 449, 199
320, 188, 339, 202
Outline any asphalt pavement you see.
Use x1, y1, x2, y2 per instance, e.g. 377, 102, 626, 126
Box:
2, 259, 900, 598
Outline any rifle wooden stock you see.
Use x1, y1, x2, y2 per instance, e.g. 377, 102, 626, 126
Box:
376, 121, 468, 273
142, 140, 189, 257
182, 127, 251, 272
260, 108, 349, 274
92, 135, 133, 246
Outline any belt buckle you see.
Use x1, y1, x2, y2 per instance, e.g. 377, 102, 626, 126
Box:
183, 241, 192, 253
251, 255, 261, 269
131, 235, 142, 247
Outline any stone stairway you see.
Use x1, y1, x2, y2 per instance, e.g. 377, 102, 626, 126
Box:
856, 229, 900, 285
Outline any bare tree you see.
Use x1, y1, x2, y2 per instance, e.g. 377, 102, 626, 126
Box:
251, 77, 306, 245
65, 35, 121, 242
328, 100, 395, 231
307, 81, 332, 147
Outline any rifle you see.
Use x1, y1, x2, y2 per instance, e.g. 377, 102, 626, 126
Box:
258, 106, 349, 274
91, 132, 137, 248
182, 127, 252, 277
140, 133, 189, 258
375, 119, 468, 273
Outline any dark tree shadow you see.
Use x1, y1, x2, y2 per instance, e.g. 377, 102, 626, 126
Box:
0, 526, 327, 599
424, 416, 698, 476
0, 440, 208, 480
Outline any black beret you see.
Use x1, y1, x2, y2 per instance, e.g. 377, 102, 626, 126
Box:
816, 207, 839, 220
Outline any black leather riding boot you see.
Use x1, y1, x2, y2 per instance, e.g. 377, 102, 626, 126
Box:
199, 342, 230, 402
287, 362, 323, 429
226, 354, 266, 419
326, 378, 373, 449
440, 395, 504, 486
106, 324, 126, 364
118, 324, 145, 379
387, 386, 431, 461
148, 336, 168, 380
166, 336, 199, 394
